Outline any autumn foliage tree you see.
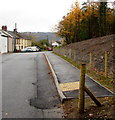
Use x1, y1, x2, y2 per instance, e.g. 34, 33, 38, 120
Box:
56, 0, 115, 44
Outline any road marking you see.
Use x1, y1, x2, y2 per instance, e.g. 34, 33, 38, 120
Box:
60, 81, 79, 92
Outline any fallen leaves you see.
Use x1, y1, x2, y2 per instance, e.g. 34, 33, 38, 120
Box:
63, 97, 114, 118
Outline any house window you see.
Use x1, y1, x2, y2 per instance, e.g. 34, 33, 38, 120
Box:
17, 40, 19, 44
16, 40, 18, 44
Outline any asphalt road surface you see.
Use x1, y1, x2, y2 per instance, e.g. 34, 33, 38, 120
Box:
2, 52, 63, 118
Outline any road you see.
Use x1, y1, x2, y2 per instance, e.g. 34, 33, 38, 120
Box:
2, 52, 63, 118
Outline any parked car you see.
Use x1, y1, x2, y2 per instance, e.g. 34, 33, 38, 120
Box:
48, 47, 53, 51
29, 46, 39, 52
21, 46, 39, 52
21, 47, 32, 52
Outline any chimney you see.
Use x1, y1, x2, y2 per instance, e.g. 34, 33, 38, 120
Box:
14, 29, 17, 33
2, 26, 7, 31
14, 23, 17, 33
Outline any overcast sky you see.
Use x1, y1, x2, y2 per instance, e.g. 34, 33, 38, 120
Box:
0, 0, 113, 32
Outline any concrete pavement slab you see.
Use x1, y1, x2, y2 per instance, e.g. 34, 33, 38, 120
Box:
60, 81, 79, 92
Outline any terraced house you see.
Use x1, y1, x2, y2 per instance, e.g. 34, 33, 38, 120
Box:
0, 26, 32, 53
17, 33, 32, 51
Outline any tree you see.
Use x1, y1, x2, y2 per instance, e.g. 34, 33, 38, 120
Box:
56, 0, 114, 44
98, 1, 108, 36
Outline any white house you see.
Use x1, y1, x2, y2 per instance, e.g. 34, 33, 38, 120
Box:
0, 31, 8, 53
52, 41, 61, 47
2, 30, 14, 52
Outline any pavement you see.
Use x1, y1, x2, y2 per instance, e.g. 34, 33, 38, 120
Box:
45, 52, 114, 100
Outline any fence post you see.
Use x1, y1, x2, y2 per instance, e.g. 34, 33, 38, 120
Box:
80, 51, 83, 64
78, 64, 86, 113
84, 86, 101, 107
69, 49, 72, 59
105, 51, 108, 77
90, 52, 92, 69
74, 50, 76, 62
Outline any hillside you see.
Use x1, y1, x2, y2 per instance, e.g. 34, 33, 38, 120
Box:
21, 32, 61, 42
54, 34, 115, 76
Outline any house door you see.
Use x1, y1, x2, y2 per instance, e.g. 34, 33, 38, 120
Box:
1, 36, 8, 53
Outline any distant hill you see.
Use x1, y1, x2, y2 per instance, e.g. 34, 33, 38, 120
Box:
21, 32, 61, 42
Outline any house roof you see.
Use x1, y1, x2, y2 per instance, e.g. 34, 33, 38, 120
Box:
0, 29, 31, 40
18, 33, 31, 40
0, 29, 12, 37
7, 31, 20, 39
0, 30, 8, 37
